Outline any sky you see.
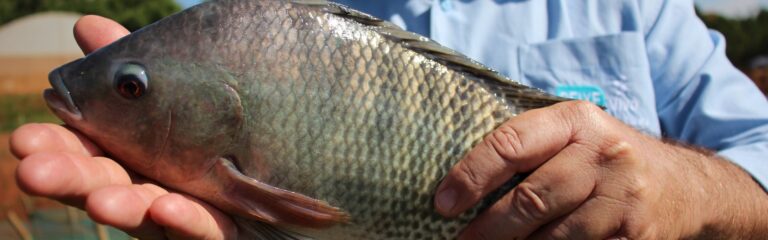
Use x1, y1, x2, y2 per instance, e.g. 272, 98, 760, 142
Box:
175, 0, 768, 19
176, 0, 202, 9
695, 0, 768, 18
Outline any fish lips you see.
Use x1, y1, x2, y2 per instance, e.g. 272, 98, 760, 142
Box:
45, 66, 83, 121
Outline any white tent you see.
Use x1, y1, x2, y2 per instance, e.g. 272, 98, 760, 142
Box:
0, 12, 82, 56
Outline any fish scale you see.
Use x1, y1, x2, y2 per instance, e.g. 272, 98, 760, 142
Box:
242, 6, 514, 235
44, 0, 568, 239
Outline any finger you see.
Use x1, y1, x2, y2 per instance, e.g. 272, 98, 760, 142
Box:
435, 102, 594, 217
86, 184, 170, 240
10, 123, 103, 159
530, 141, 649, 239
16, 152, 131, 207
150, 193, 238, 240
459, 144, 599, 239
528, 196, 624, 239
73, 15, 129, 54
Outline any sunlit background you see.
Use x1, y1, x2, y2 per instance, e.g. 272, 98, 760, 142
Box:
0, 0, 766, 239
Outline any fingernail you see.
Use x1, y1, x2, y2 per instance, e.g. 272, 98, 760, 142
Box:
436, 188, 457, 213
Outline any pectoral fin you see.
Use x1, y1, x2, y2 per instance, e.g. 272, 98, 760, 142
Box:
214, 158, 349, 228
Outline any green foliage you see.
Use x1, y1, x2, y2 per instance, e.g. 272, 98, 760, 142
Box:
0, 94, 60, 133
0, 0, 181, 31
699, 10, 768, 69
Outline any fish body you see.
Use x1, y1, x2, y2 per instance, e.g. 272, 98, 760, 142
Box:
45, 0, 566, 239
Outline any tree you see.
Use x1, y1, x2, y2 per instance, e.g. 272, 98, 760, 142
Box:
698, 10, 768, 69
0, 0, 181, 31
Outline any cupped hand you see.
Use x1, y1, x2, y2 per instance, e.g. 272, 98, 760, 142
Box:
436, 101, 768, 239
11, 16, 237, 240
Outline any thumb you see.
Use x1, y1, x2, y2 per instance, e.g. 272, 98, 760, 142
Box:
73, 15, 129, 54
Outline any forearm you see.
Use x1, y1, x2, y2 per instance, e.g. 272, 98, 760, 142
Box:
671, 144, 768, 239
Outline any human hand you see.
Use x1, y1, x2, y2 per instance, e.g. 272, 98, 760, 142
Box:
435, 101, 768, 239
11, 16, 237, 240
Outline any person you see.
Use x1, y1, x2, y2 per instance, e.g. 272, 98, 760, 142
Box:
10, 0, 768, 239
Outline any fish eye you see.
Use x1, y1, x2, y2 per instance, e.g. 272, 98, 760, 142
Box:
114, 63, 149, 99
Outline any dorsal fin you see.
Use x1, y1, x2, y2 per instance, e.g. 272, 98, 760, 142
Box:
293, 0, 572, 110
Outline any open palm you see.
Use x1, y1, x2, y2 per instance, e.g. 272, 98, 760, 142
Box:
11, 15, 236, 240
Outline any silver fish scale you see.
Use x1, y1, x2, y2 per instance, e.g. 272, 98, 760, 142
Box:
206, 1, 522, 238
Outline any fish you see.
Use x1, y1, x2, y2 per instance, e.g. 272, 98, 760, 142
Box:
44, 0, 569, 239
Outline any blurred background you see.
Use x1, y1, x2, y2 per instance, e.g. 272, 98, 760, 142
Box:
0, 0, 766, 239
0, 1, 185, 239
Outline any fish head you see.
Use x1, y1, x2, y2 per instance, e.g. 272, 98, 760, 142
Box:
44, 21, 246, 186
44, 1, 350, 228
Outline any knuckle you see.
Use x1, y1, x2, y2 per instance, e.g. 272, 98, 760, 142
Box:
485, 125, 524, 162
622, 217, 658, 240
559, 100, 602, 118
624, 175, 650, 202
549, 223, 573, 240
596, 140, 645, 172
598, 141, 633, 163
557, 100, 608, 135
509, 183, 549, 222
456, 162, 487, 195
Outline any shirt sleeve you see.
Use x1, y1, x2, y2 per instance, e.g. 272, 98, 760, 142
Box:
641, 0, 768, 189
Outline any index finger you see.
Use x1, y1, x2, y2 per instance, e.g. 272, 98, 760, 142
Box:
10, 123, 102, 159
73, 15, 129, 54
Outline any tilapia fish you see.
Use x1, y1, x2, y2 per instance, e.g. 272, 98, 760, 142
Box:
44, 0, 567, 239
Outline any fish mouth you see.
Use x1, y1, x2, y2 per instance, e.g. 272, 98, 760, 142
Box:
44, 69, 82, 121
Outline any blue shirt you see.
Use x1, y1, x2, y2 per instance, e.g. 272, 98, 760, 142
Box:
333, 0, 768, 189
